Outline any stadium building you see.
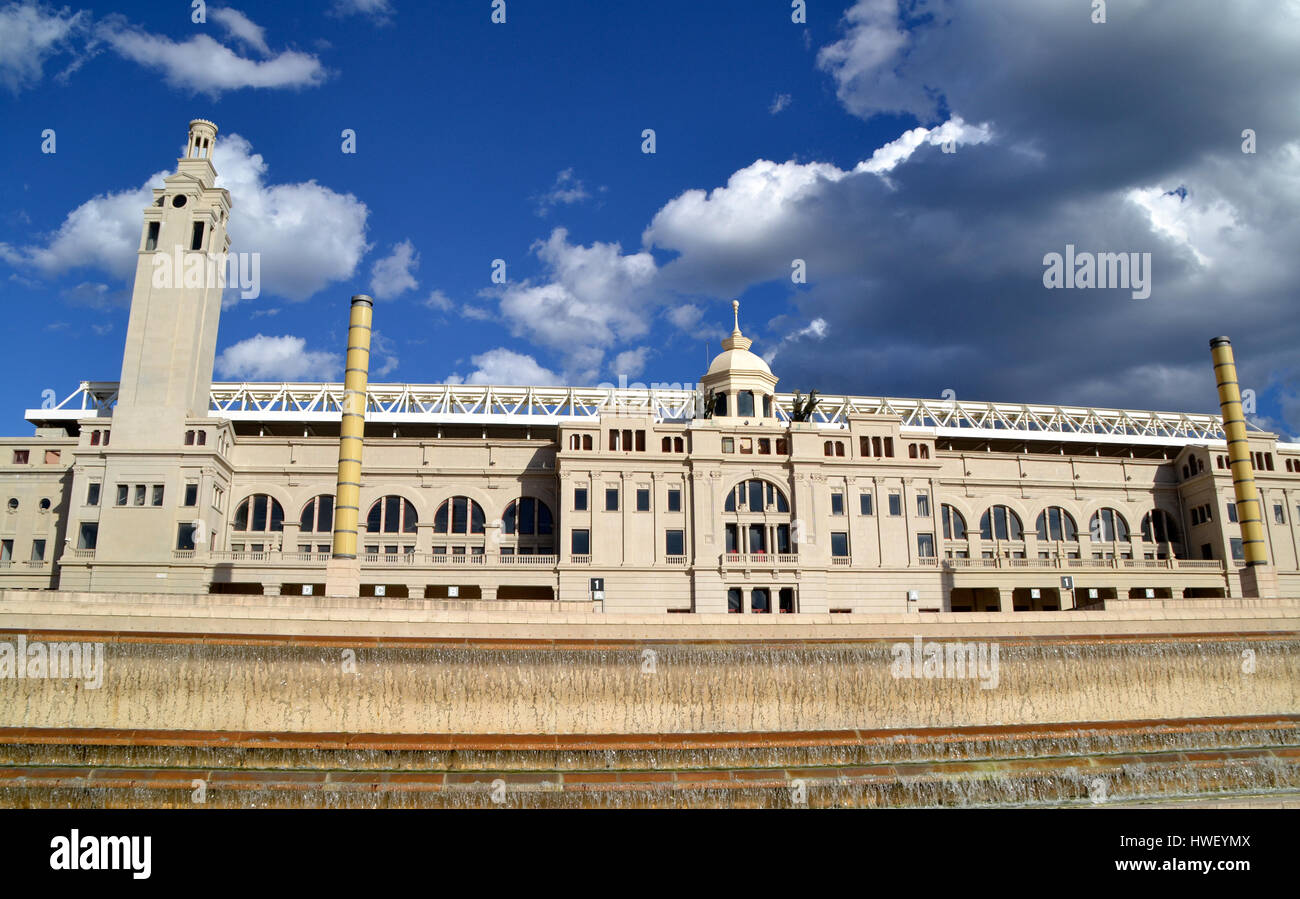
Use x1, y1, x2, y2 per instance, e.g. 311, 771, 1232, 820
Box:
3, 120, 1298, 612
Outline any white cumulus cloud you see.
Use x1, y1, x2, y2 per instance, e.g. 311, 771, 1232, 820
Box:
369, 239, 420, 298
445, 348, 561, 386
215, 334, 340, 381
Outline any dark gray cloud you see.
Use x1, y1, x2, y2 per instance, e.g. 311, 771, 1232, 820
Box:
649, 0, 1300, 431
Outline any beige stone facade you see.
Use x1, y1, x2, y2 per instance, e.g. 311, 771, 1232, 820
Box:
3, 120, 1299, 610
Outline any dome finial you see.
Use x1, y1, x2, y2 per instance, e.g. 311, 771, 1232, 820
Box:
732, 299, 741, 336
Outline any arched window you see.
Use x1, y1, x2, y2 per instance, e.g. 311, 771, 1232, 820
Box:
433, 496, 484, 534
367, 495, 418, 533
570, 435, 581, 450
824, 440, 834, 457
300, 495, 335, 533
1035, 507, 1078, 541
582, 434, 592, 450
724, 479, 789, 513
835, 442, 845, 457
1090, 508, 1130, 542
908, 443, 918, 459
662, 436, 672, 452
920, 445, 930, 459
502, 497, 554, 535
940, 505, 966, 540
979, 505, 1023, 541
233, 494, 285, 532
737, 390, 755, 418
1141, 509, 1181, 544
674, 436, 684, 452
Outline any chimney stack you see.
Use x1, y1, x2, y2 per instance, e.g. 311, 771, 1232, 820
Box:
324, 295, 374, 597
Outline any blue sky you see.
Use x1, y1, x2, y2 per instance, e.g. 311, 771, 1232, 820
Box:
2, 0, 1298, 437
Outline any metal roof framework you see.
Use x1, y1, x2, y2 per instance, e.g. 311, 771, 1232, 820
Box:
25, 380, 1276, 448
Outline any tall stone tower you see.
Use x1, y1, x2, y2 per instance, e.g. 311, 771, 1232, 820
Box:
114, 119, 231, 448
58, 121, 234, 592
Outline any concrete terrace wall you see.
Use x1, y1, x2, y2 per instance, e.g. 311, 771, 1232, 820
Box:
0, 590, 1296, 737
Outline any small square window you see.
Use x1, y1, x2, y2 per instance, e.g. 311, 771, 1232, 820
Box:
12, 450, 29, 465
722, 437, 735, 453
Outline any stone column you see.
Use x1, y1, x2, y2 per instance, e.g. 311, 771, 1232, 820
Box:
998, 586, 1016, 613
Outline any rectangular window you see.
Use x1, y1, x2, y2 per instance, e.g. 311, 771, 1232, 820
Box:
0, 540, 10, 562
635, 430, 645, 452
574, 487, 588, 511
859, 493, 873, 516
190, 221, 205, 251
883, 437, 894, 458
134, 485, 146, 507
86, 483, 101, 506
183, 483, 198, 506
177, 523, 196, 551
739, 438, 753, 454
1227, 503, 1238, 523
151, 485, 165, 506
665, 529, 684, 555
917, 494, 930, 517
917, 533, 936, 557
145, 221, 160, 252
30, 539, 46, 561
636, 488, 650, 511
776, 524, 791, 554
831, 492, 844, 515
758, 438, 770, 455
606, 488, 619, 511
1275, 504, 1286, 524
12, 450, 28, 465
78, 523, 98, 550
830, 532, 849, 558
116, 484, 128, 506
775, 438, 788, 455
667, 488, 681, 512
44, 450, 60, 465
728, 588, 743, 614
1230, 538, 1244, 561
722, 437, 735, 453
571, 529, 591, 555
888, 493, 902, 516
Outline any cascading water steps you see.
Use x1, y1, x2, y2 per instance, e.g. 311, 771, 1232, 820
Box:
1, 716, 1296, 808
